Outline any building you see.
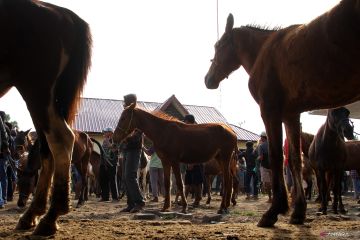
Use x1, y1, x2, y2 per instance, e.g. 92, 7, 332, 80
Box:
72, 95, 260, 150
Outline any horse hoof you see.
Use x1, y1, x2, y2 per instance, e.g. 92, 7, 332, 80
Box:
339, 208, 347, 214
217, 208, 229, 214
289, 214, 305, 225
257, 214, 277, 228
32, 219, 58, 236
16, 217, 36, 230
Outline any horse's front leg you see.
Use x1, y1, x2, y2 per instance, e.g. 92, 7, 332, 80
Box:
33, 121, 75, 236
258, 112, 288, 227
172, 163, 187, 213
318, 170, 328, 215
161, 163, 172, 212
76, 162, 88, 208
16, 150, 53, 231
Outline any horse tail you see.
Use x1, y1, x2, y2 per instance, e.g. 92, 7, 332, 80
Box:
90, 138, 104, 159
54, 9, 92, 124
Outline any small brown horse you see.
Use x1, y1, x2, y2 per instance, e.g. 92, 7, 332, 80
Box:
2, 0, 92, 236
113, 103, 238, 214
203, 151, 239, 206
17, 130, 95, 209
205, 1, 360, 226
309, 107, 354, 215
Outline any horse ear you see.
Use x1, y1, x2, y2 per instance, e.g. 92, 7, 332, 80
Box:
226, 13, 234, 33
25, 128, 31, 135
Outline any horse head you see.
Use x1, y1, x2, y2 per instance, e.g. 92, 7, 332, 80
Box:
17, 139, 40, 208
113, 103, 137, 144
13, 129, 31, 159
328, 107, 355, 140
205, 13, 239, 89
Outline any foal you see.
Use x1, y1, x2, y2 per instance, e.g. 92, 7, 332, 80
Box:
113, 103, 238, 214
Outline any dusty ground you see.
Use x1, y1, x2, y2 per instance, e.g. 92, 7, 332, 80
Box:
1, 192, 360, 240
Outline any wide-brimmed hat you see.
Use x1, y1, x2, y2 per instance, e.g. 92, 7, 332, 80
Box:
260, 131, 267, 138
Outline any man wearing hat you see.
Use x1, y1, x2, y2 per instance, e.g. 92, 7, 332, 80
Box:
120, 94, 145, 213
99, 127, 119, 202
239, 141, 259, 200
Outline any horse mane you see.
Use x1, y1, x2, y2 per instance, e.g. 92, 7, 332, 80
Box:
151, 110, 182, 123
244, 24, 283, 32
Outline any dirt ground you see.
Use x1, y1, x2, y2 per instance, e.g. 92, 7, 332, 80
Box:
1, 192, 360, 240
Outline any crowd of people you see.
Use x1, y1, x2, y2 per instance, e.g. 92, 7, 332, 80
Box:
2, 94, 360, 212
0, 111, 19, 209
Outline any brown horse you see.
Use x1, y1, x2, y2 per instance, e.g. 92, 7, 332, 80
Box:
203, 151, 239, 206
113, 103, 238, 214
17, 130, 95, 209
205, 1, 360, 226
300, 132, 315, 200
2, 0, 92, 235
309, 107, 354, 215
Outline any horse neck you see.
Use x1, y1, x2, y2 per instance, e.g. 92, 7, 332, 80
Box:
133, 109, 170, 145
322, 117, 344, 143
233, 27, 275, 74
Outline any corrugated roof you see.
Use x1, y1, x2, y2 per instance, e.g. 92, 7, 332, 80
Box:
229, 124, 260, 142
73, 97, 258, 141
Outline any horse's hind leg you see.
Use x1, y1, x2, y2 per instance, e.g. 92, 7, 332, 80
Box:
16, 145, 53, 230
33, 118, 75, 236
172, 163, 187, 213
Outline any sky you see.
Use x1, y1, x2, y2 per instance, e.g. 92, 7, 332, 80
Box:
1, 0, 358, 136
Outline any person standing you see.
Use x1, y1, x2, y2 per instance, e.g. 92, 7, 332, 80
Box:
0, 111, 9, 205
258, 131, 272, 203
183, 114, 204, 207
99, 127, 119, 202
120, 94, 145, 213
144, 145, 164, 202
239, 141, 259, 200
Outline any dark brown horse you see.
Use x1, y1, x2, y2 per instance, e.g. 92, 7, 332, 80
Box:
17, 130, 95, 209
205, 1, 360, 227
113, 104, 238, 214
1, 0, 92, 235
203, 151, 239, 206
309, 107, 354, 215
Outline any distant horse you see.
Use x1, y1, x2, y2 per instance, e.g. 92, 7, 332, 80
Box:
113, 104, 238, 214
203, 151, 239, 206
17, 130, 94, 209
300, 132, 315, 200
1, 0, 92, 236
309, 107, 354, 214
205, 1, 360, 226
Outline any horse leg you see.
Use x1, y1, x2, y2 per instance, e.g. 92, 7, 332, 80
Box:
206, 175, 212, 205
318, 170, 328, 215
172, 163, 187, 213
77, 158, 89, 208
33, 119, 75, 236
231, 176, 239, 206
285, 118, 306, 225
257, 112, 288, 227
338, 172, 347, 214
218, 162, 231, 214
161, 163, 172, 212
16, 145, 53, 230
